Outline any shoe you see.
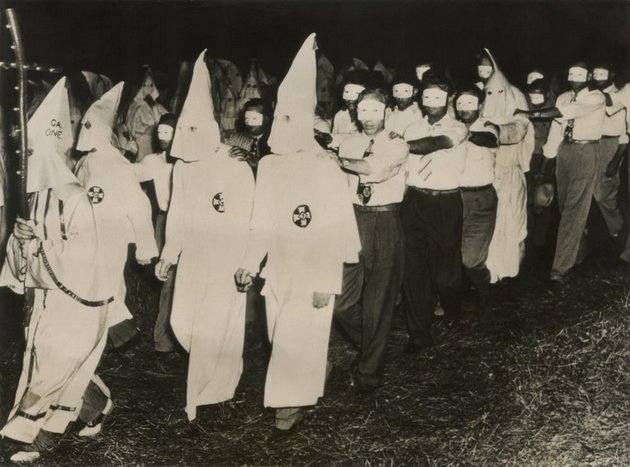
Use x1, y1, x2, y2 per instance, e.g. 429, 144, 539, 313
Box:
275, 407, 304, 431
549, 270, 566, 283
9, 450, 40, 463
433, 303, 445, 317
78, 398, 113, 437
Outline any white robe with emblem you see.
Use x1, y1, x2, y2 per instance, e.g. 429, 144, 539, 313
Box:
160, 147, 255, 420
0, 188, 112, 443
243, 151, 360, 408
74, 147, 158, 326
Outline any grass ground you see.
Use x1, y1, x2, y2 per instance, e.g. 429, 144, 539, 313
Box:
1, 238, 629, 465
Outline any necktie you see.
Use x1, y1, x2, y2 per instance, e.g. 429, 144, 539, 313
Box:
563, 92, 577, 142
250, 137, 259, 161
357, 139, 374, 205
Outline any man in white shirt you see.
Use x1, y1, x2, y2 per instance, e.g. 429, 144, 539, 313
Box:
334, 89, 408, 395
402, 76, 468, 352
519, 61, 606, 282
133, 113, 177, 352
454, 87, 498, 306
386, 74, 422, 138
590, 64, 625, 241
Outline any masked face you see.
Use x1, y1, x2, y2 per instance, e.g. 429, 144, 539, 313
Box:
343, 83, 365, 109
455, 93, 480, 123
568, 66, 588, 92
592, 67, 610, 89
528, 92, 546, 106
357, 98, 386, 135
244, 109, 266, 135
142, 76, 159, 100
393, 83, 415, 110
422, 86, 448, 120
157, 124, 174, 151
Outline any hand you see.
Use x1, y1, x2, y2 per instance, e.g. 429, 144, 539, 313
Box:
234, 268, 254, 292
312, 292, 332, 309
606, 160, 619, 178
13, 217, 37, 241
137, 257, 152, 266
155, 259, 173, 281
228, 146, 252, 161
389, 131, 403, 140
314, 130, 333, 149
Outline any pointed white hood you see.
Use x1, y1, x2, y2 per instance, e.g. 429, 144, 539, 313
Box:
268, 33, 319, 155
75, 82, 124, 152
133, 67, 160, 102
170, 50, 222, 162
27, 77, 82, 199
481, 48, 528, 118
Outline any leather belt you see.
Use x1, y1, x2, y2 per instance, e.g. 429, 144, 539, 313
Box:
354, 203, 400, 213
460, 184, 493, 192
408, 186, 460, 196
601, 135, 620, 139
564, 139, 598, 145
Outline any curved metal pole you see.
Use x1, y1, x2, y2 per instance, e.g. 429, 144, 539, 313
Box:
6, 8, 29, 220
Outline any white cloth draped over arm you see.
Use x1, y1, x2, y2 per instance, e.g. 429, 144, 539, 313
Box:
120, 164, 158, 260
160, 160, 185, 265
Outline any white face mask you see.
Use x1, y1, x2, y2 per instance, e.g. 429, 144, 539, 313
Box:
478, 65, 493, 79
527, 72, 544, 85
528, 93, 545, 105
244, 110, 264, 126
593, 68, 609, 81
455, 94, 479, 112
157, 124, 174, 142
343, 83, 366, 101
357, 99, 386, 121
568, 66, 588, 83
422, 87, 448, 108
416, 65, 431, 81
393, 83, 414, 99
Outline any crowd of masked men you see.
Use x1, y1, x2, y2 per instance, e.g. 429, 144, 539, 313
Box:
0, 33, 629, 462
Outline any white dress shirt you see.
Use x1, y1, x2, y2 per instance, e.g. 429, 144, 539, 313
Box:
385, 102, 423, 138
459, 118, 498, 188
405, 115, 468, 190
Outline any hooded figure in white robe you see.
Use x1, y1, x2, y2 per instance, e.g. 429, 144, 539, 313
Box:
0, 78, 113, 450
74, 82, 158, 334
125, 67, 168, 161
156, 50, 255, 421
481, 49, 534, 282
238, 59, 264, 110
238, 33, 360, 423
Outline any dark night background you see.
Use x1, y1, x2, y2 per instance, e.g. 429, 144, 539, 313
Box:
4, 0, 630, 90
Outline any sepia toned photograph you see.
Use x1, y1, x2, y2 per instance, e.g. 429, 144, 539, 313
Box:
0, 0, 629, 464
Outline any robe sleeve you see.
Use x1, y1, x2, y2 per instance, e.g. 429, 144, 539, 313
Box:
120, 165, 158, 261
310, 163, 361, 295
160, 160, 185, 264
242, 159, 274, 274
496, 114, 529, 145
0, 235, 27, 293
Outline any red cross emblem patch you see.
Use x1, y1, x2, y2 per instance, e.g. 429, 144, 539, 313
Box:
87, 186, 104, 204
292, 204, 312, 228
212, 192, 225, 213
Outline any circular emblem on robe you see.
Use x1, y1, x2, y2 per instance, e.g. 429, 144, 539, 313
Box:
87, 186, 105, 204
212, 192, 225, 213
292, 205, 312, 228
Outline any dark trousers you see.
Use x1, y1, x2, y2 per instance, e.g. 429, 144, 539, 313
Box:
461, 186, 497, 294
402, 189, 463, 344
334, 206, 404, 388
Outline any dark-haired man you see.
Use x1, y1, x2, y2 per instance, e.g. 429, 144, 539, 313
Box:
386, 75, 422, 138
402, 77, 468, 352
226, 98, 272, 172
334, 88, 408, 394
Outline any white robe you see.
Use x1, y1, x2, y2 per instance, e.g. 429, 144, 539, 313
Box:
161, 149, 255, 420
243, 151, 360, 408
0, 188, 111, 443
74, 147, 158, 327
486, 114, 534, 282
